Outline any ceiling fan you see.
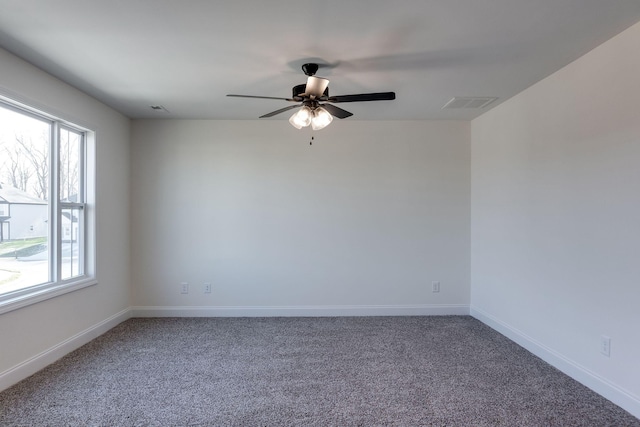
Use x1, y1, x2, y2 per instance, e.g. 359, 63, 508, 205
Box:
227, 63, 396, 130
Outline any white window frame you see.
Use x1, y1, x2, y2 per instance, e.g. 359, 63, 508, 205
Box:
0, 96, 96, 314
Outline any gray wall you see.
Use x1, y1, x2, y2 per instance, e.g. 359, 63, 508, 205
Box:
471, 21, 640, 415
130, 120, 470, 314
0, 47, 130, 381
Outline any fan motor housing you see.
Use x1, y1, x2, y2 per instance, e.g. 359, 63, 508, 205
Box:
293, 84, 328, 98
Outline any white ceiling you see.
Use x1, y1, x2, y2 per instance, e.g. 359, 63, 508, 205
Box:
1, 0, 639, 120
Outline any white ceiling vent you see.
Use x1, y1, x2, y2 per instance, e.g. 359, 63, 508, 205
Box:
442, 97, 498, 109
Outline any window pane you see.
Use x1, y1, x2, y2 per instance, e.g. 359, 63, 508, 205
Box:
59, 127, 82, 203
0, 104, 51, 293
61, 206, 82, 280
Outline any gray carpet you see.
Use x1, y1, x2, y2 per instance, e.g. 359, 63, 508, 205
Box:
0, 316, 638, 426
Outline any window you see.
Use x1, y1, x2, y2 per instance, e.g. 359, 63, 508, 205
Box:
0, 97, 95, 313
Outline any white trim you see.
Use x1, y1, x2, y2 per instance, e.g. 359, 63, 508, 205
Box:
0, 278, 98, 315
131, 304, 470, 318
0, 308, 131, 392
0, 86, 99, 131
471, 306, 640, 419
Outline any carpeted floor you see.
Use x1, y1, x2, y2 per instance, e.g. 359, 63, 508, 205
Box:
0, 316, 638, 426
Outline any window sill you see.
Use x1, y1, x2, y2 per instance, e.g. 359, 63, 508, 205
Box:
0, 277, 97, 315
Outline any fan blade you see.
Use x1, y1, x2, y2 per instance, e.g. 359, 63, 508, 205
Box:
327, 92, 396, 103
227, 94, 296, 102
304, 76, 330, 98
321, 103, 353, 119
259, 104, 301, 118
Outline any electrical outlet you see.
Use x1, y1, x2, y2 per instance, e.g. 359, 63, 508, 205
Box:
204, 282, 212, 294
600, 335, 611, 357
432, 281, 440, 293
180, 282, 189, 294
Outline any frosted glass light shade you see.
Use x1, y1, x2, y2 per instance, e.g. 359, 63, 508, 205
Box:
289, 106, 312, 129
311, 107, 333, 130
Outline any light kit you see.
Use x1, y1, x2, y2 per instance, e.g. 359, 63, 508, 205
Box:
288, 105, 333, 130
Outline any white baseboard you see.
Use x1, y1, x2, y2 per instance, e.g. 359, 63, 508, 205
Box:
131, 304, 470, 318
470, 306, 640, 420
0, 308, 131, 392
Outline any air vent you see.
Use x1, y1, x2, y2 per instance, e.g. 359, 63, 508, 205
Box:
150, 105, 170, 113
442, 97, 497, 109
